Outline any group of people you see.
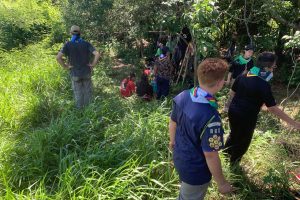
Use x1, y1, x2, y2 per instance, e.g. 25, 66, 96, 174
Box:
57, 25, 300, 199
120, 27, 194, 101
120, 36, 176, 100
169, 50, 300, 199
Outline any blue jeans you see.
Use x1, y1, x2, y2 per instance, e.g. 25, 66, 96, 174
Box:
156, 76, 170, 100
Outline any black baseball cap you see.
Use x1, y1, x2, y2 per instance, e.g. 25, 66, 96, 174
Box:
244, 44, 255, 51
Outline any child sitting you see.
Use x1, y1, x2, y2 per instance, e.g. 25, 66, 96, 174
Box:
120, 72, 136, 98
136, 73, 153, 101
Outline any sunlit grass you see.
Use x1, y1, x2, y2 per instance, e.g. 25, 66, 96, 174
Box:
0, 41, 299, 199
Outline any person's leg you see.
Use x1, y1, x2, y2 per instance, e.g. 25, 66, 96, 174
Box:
161, 78, 170, 98
224, 111, 257, 163
165, 79, 170, 97
72, 78, 84, 109
156, 76, 162, 99
82, 78, 93, 107
223, 79, 235, 112
157, 77, 170, 100
177, 181, 210, 200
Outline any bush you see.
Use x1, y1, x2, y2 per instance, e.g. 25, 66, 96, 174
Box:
0, 0, 62, 50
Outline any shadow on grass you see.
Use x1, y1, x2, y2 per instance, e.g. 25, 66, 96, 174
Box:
1, 56, 174, 194
230, 165, 295, 200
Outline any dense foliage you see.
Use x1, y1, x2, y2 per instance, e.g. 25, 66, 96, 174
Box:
56, 0, 300, 83
0, 0, 63, 50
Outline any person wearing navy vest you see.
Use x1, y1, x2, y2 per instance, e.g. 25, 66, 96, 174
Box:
224, 52, 300, 164
56, 25, 100, 108
169, 58, 235, 199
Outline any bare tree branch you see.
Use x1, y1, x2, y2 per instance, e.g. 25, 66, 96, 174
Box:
244, 0, 253, 44
280, 49, 300, 109
216, 0, 236, 21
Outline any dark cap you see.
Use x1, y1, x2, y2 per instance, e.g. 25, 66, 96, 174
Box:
244, 44, 255, 51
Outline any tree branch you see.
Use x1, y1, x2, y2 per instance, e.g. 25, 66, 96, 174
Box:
244, 0, 253, 44
280, 49, 300, 110
267, 8, 300, 30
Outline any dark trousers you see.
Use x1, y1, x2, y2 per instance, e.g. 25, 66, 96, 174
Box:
224, 110, 257, 163
156, 76, 170, 100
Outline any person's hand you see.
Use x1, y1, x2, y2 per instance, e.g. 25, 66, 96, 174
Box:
88, 63, 95, 68
218, 181, 236, 194
168, 141, 175, 152
261, 104, 268, 111
225, 80, 230, 86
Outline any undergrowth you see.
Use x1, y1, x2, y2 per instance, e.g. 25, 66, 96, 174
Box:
0, 41, 299, 199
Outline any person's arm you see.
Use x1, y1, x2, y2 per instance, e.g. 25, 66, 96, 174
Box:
228, 90, 235, 103
201, 115, 235, 194
204, 152, 234, 194
56, 52, 71, 70
154, 64, 158, 76
155, 48, 161, 57
88, 50, 101, 69
268, 106, 300, 129
225, 72, 232, 85
169, 119, 177, 151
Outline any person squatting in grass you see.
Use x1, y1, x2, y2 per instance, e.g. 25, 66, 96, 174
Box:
169, 58, 235, 200
56, 25, 100, 109
224, 52, 300, 165
120, 72, 136, 98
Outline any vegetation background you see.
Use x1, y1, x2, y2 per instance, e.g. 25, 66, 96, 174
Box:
0, 0, 299, 199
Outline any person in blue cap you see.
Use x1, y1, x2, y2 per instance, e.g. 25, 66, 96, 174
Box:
169, 58, 235, 200
224, 52, 300, 164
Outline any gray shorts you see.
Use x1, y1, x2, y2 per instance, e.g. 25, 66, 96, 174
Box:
177, 181, 210, 200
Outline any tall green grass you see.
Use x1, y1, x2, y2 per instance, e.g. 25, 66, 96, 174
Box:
0, 41, 299, 199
